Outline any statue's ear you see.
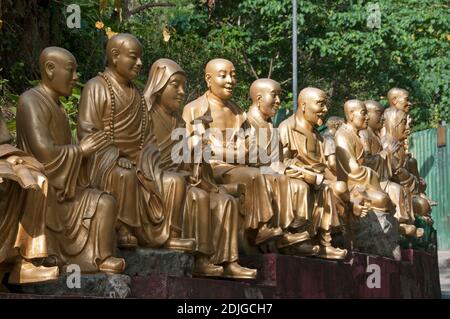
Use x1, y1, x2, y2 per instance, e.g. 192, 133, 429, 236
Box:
45, 61, 56, 80
301, 101, 306, 113
205, 73, 211, 89
256, 93, 262, 103
111, 48, 120, 65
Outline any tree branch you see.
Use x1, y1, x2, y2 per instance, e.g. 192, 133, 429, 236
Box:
267, 58, 274, 79
242, 51, 259, 80
127, 2, 175, 17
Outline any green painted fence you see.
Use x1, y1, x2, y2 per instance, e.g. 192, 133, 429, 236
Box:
409, 125, 450, 250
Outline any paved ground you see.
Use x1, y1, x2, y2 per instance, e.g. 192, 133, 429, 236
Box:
438, 251, 450, 299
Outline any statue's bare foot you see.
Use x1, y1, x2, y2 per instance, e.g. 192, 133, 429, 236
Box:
8, 259, 59, 285
222, 262, 257, 279
99, 257, 126, 274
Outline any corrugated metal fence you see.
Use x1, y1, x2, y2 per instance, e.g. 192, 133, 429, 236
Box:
409, 125, 450, 249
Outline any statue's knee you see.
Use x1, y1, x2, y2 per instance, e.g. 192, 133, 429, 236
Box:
190, 187, 208, 202
412, 196, 431, 216
333, 181, 348, 195
97, 194, 117, 216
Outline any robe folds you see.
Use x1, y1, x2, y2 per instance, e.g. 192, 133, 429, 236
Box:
1, 109, 49, 264
246, 108, 310, 229
15, 86, 116, 271
150, 103, 238, 263
183, 94, 279, 231
360, 127, 413, 223
78, 70, 186, 247
279, 114, 341, 233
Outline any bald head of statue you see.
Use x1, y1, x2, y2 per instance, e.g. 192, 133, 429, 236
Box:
296, 87, 328, 127
387, 87, 410, 113
344, 99, 368, 131
106, 33, 143, 81
249, 78, 281, 119
204, 58, 236, 101
364, 100, 384, 131
39, 46, 78, 97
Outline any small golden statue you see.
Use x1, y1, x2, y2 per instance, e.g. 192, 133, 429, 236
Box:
279, 88, 348, 260
144, 58, 256, 279
183, 59, 310, 249
247, 79, 318, 255
382, 107, 433, 224
78, 34, 195, 252
335, 99, 393, 216
1, 111, 59, 285
15, 47, 125, 275
360, 100, 422, 237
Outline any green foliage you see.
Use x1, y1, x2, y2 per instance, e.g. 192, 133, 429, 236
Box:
1, 0, 448, 133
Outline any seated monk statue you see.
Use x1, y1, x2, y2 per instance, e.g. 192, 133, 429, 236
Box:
278, 88, 348, 260
322, 116, 344, 176
183, 58, 309, 250
0, 111, 59, 285
335, 99, 393, 219
381, 107, 433, 224
144, 58, 256, 279
246, 78, 318, 255
15, 47, 125, 274
385, 88, 435, 208
77, 34, 195, 252
359, 100, 422, 238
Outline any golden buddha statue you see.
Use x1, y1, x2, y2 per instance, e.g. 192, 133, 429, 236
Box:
1, 111, 59, 285
182, 59, 309, 250
15, 47, 125, 275
279, 88, 348, 260
382, 107, 433, 224
246, 78, 318, 255
335, 99, 393, 216
144, 58, 256, 279
78, 34, 195, 252
360, 100, 421, 237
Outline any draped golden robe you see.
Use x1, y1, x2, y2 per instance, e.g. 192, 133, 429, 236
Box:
335, 123, 391, 213
183, 94, 281, 232
150, 104, 239, 264
78, 70, 186, 247
15, 86, 117, 271
360, 127, 413, 223
278, 114, 341, 234
246, 108, 310, 229
0, 112, 48, 264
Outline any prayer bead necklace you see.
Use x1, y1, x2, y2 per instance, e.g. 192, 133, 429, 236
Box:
98, 72, 147, 150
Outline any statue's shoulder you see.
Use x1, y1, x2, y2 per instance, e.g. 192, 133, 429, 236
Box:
183, 94, 207, 120
278, 114, 296, 131
18, 87, 43, 111
84, 75, 107, 91
227, 100, 243, 114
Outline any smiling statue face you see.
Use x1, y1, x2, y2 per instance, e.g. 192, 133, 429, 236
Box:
159, 73, 186, 113
114, 39, 143, 81
205, 59, 236, 101
300, 89, 328, 127
258, 81, 281, 119
49, 53, 79, 97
